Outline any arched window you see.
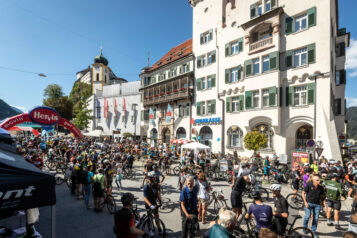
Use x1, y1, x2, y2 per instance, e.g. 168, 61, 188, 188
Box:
227, 126, 243, 148
96, 99, 101, 119
150, 128, 158, 139
254, 124, 273, 149
176, 127, 186, 139
296, 125, 313, 149
96, 73, 99, 81
199, 126, 213, 147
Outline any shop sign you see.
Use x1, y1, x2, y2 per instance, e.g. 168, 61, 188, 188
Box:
194, 117, 221, 125
29, 107, 61, 126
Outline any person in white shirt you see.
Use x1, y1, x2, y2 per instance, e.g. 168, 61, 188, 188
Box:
197, 173, 210, 224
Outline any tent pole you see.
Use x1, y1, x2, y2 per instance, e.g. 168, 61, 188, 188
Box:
51, 205, 56, 238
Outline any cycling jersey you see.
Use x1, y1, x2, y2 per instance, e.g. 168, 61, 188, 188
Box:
325, 180, 343, 201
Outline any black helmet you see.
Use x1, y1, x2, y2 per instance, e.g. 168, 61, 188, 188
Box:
251, 190, 261, 199
121, 193, 134, 206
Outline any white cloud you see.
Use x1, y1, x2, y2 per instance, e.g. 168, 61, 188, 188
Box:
10, 105, 27, 113
347, 38, 357, 77
346, 97, 357, 107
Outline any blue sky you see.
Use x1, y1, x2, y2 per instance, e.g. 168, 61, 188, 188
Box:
0, 0, 356, 112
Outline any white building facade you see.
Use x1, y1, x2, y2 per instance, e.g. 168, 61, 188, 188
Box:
139, 40, 195, 146
189, 0, 349, 160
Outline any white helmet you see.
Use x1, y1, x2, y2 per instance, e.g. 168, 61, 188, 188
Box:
248, 174, 256, 184
270, 184, 282, 192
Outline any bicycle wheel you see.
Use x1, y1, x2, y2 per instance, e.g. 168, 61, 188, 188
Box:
286, 193, 304, 210
141, 217, 166, 237
55, 174, 65, 185
107, 196, 117, 214
258, 187, 269, 202
173, 166, 181, 175
288, 227, 314, 237
213, 199, 225, 215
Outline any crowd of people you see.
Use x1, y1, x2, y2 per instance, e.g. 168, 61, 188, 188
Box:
14, 135, 357, 238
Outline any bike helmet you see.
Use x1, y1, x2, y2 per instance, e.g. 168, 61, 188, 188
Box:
121, 192, 134, 206
270, 184, 282, 192
251, 190, 261, 199
248, 174, 256, 184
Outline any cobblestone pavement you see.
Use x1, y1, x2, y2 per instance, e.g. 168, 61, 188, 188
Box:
37, 161, 351, 237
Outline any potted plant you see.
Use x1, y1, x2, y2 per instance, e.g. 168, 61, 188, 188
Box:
160, 92, 165, 96
180, 87, 186, 91
166, 91, 171, 94
173, 88, 179, 92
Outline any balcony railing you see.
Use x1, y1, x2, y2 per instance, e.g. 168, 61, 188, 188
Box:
143, 88, 192, 106
249, 37, 273, 52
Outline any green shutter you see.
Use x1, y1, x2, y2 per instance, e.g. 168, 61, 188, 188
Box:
245, 91, 252, 109
197, 56, 201, 68
179, 106, 182, 117
225, 69, 230, 83
187, 63, 190, 71
245, 59, 252, 77
238, 65, 242, 80
271, 0, 276, 9
200, 33, 204, 44
287, 86, 293, 106
269, 51, 279, 70
225, 43, 230, 57
238, 37, 243, 52
174, 67, 177, 76
286, 50, 293, 68
211, 75, 216, 87
308, 83, 315, 105
209, 29, 213, 41
179, 66, 183, 74
196, 78, 202, 91
212, 51, 216, 63
307, 43, 316, 64
250, 4, 256, 18
197, 102, 201, 116
239, 95, 244, 111
226, 97, 231, 113
211, 100, 216, 114
269, 87, 276, 106
307, 7, 316, 27
286, 17, 293, 35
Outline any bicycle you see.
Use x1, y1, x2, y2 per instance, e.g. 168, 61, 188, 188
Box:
290, 179, 304, 192
206, 189, 229, 215
286, 192, 305, 210
99, 192, 117, 214
140, 205, 166, 237
242, 184, 269, 202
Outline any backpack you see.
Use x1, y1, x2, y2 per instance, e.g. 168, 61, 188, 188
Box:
81, 170, 89, 185
93, 174, 103, 191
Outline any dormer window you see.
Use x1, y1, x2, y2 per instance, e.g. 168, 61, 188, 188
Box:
250, 0, 276, 19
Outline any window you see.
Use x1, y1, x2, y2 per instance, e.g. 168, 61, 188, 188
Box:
262, 55, 270, 73
96, 100, 101, 119
96, 73, 99, 81
185, 104, 190, 116
257, 3, 263, 15
200, 30, 213, 44
334, 98, 342, 115
294, 85, 307, 106
253, 90, 260, 108
202, 78, 206, 90
336, 70, 346, 85
231, 41, 239, 55
295, 14, 307, 32
293, 47, 307, 67
183, 64, 189, 73
207, 101, 212, 114
232, 97, 240, 112
253, 58, 260, 75
202, 102, 206, 115
227, 126, 243, 148
202, 55, 207, 66
208, 52, 216, 64
336, 71, 340, 85
265, 0, 271, 12
262, 89, 269, 107
207, 77, 212, 88
204, 32, 211, 42
231, 68, 239, 82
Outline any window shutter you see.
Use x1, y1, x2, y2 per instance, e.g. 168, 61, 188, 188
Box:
245, 59, 252, 77
237, 65, 242, 80
212, 51, 216, 63
211, 75, 216, 87
269, 51, 279, 70
225, 69, 230, 83
197, 56, 202, 68
269, 87, 276, 106
196, 78, 202, 91
271, 0, 277, 9
307, 43, 316, 64
279, 87, 283, 107
245, 91, 252, 109
179, 66, 183, 74
238, 37, 243, 52
226, 97, 231, 113
307, 7, 316, 27
209, 29, 213, 41
211, 100, 216, 114
174, 67, 177, 76
197, 102, 201, 116
287, 86, 293, 106
285, 17, 293, 35
179, 106, 182, 117
187, 63, 190, 71
340, 70, 346, 84
239, 95, 244, 111
307, 83, 315, 105
200, 33, 204, 44
225, 43, 230, 57
250, 4, 256, 18
252, 32, 259, 42
286, 50, 293, 68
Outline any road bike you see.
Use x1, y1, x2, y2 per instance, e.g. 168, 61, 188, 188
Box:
286, 193, 305, 210
140, 205, 166, 237
99, 192, 116, 214
242, 184, 269, 202
207, 189, 229, 215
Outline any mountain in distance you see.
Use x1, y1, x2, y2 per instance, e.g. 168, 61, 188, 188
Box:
11, 106, 23, 114
0, 99, 21, 121
347, 107, 357, 139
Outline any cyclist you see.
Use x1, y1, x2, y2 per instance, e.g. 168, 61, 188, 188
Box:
292, 165, 302, 195
325, 173, 344, 230
245, 190, 273, 236
141, 159, 154, 188
270, 184, 289, 236
230, 175, 251, 219
153, 165, 165, 186
93, 168, 107, 212
143, 172, 163, 236
114, 193, 146, 237
346, 169, 355, 199
262, 156, 271, 184
104, 159, 114, 196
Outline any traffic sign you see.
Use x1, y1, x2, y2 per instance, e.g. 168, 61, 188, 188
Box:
306, 139, 316, 147
315, 148, 324, 157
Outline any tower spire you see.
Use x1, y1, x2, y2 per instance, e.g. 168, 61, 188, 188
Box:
147, 51, 150, 67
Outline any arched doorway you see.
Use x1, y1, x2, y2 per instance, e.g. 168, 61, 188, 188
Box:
150, 128, 158, 147
162, 127, 171, 144
199, 126, 213, 147
176, 127, 186, 139
295, 125, 313, 149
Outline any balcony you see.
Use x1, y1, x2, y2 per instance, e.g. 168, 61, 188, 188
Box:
249, 37, 273, 54
143, 88, 192, 106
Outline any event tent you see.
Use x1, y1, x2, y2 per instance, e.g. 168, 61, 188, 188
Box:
180, 142, 211, 161
83, 129, 103, 137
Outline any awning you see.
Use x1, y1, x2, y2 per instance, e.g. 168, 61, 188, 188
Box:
170, 139, 193, 144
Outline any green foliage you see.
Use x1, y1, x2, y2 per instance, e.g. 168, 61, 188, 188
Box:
69, 81, 92, 113
123, 132, 133, 138
72, 99, 93, 130
44, 84, 64, 100
43, 96, 73, 120
244, 129, 268, 152
347, 107, 357, 139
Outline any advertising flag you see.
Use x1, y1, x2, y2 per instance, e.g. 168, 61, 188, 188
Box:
166, 104, 173, 123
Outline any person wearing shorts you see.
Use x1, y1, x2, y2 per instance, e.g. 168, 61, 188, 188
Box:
230, 175, 250, 218
197, 173, 210, 224
325, 173, 344, 230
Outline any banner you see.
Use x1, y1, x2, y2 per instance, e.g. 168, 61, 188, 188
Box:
166, 104, 173, 123
114, 98, 117, 116
292, 151, 309, 169
149, 107, 155, 125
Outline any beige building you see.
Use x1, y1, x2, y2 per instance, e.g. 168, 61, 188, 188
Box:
189, 0, 349, 161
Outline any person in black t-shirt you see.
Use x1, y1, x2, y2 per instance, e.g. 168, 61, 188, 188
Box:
230, 175, 250, 218
270, 184, 289, 235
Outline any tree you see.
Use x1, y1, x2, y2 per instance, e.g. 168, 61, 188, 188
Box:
44, 84, 64, 100
72, 99, 93, 130
123, 132, 133, 138
69, 81, 92, 113
244, 129, 268, 155
43, 84, 73, 120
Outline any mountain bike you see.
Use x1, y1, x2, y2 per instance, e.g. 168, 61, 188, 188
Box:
99, 192, 116, 214
286, 193, 304, 210
207, 189, 228, 215
140, 205, 166, 237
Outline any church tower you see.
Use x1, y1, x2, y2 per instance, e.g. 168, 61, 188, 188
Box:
92, 48, 111, 93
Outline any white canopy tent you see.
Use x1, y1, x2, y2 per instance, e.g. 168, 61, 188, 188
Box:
83, 129, 103, 137
180, 142, 211, 162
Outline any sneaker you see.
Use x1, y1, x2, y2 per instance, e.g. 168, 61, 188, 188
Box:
327, 220, 334, 226
148, 230, 155, 236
